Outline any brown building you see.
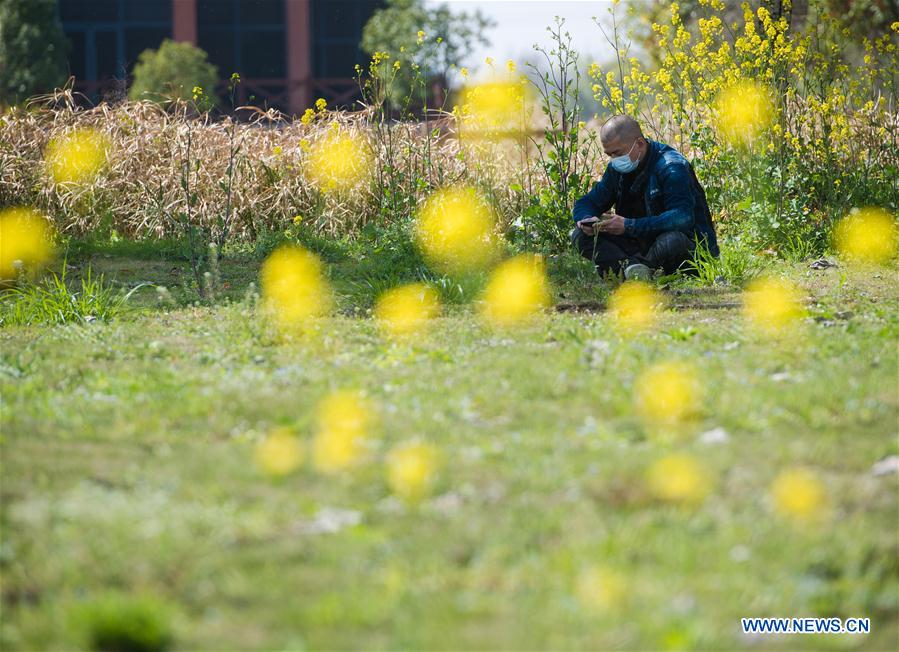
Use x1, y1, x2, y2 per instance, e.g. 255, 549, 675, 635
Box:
58, 0, 383, 114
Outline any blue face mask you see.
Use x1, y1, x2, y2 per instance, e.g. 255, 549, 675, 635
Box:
609, 139, 640, 173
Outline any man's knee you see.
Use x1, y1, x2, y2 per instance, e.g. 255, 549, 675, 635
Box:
646, 230, 694, 273
571, 227, 598, 258
570, 226, 582, 246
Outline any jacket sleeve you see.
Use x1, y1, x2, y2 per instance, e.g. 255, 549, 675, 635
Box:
572, 168, 616, 223
623, 161, 695, 236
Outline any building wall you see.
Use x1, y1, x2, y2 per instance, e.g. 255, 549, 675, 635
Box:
59, 0, 382, 114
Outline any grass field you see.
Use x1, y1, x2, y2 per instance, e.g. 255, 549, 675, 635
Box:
1, 244, 897, 650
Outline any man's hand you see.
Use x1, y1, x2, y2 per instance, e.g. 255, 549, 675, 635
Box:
577, 216, 601, 236
597, 213, 626, 235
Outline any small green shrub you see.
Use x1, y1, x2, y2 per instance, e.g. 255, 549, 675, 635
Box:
686, 238, 760, 286
129, 39, 219, 106
420, 269, 487, 305
0, 266, 139, 326
72, 593, 174, 652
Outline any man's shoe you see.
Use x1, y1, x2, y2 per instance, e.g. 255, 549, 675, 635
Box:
624, 263, 652, 281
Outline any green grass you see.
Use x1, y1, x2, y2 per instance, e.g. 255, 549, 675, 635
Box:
684, 237, 761, 286
1, 244, 897, 651
0, 265, 142, 327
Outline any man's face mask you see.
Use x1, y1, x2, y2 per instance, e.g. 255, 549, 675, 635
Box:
609, 139, 640, 173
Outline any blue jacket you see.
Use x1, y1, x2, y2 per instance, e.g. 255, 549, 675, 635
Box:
572, 139, 719, 256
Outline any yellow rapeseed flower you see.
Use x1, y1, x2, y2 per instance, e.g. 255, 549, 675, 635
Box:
833, 207, 896, 264
575, 565, 628, 613
255, 426, 304, 477
742, 277, 804, 336
306, 129, 372, 193
45, 128, 110, 184
386, 442, 439, 502
646, 454, 711, 505
260, 245, 332, 332
459, 80, 527, 133
714, 80, 773, 146
375, 283, 440, 339
0, 207, 53, 280
479, 254, 551, 327
607, 281, 662, 335
312, 390, 375, 474
635, 361, 702, 427
415, 186, 498, 274
770, 468, 828, 521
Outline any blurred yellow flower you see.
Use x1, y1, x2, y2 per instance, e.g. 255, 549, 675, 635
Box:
742, 277, 804, 336
575, 565, 629, 613
607, 281, 662, 334
770, 468, 829, 521
312, 390, 375, 474
260, 245, 332, 331
375, 283, 440, 338
416, 30, 425, 44
415, 186, 498, 274
635, 361, 702, 427
646, 454, 711, 505
386, 442, 439, 502
833, 207, 896, 264
272, 145, 283, 156
255, 426, 304, 477
714, 80, 773, 146
315, 97, 327, 112
306, 130, 372, 193
459, 80, 527, 133
45, 128, 110, 184
0, 207, 52, 280
479, 254, 551, 327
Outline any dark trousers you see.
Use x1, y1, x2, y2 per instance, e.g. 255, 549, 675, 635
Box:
571, 228, 695, 276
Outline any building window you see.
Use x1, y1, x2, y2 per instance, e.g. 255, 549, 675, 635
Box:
312, 0, 380, 78
197, 0, 286, 79
60, 0, 172, 99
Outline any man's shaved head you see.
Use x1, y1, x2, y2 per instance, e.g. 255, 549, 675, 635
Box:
600, 115, 643, 144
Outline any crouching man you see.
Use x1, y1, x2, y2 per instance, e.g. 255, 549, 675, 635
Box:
572, 115, 719, 280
